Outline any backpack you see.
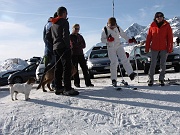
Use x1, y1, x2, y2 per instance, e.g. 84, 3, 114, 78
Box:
104, 26, 120, 37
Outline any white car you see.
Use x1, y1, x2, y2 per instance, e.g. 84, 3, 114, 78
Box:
35, 58, 45, 82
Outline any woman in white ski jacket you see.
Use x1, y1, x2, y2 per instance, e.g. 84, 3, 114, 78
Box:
101, 17, 136, 87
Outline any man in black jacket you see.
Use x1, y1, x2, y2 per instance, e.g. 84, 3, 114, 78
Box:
49, 6, 79, 96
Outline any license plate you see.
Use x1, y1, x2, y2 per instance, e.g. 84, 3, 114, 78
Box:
166, 62, 172, 65
104, 66, 110, 69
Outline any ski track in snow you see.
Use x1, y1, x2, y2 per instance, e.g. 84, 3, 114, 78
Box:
0, 72, 180, 135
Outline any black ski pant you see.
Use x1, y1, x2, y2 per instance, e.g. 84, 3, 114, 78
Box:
72, 55, 91, 86
54, 49, 72, 91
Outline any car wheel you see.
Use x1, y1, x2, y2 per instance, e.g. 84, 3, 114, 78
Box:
174, 65, 180, 72
144, 63, 150, 74
13, 77, 23, 83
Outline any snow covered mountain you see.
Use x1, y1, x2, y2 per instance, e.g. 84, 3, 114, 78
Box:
126, 16, 180, 42
125, 23, 146, 39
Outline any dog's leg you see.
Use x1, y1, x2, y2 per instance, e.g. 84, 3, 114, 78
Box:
42, 81, 48, 92
25, 92, 30, 101
14, 91, 18, 100
10, 88, 14, 101
47, 83, 53, 91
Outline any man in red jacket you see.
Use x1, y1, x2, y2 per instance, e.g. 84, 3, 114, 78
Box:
145, 12, 173, 86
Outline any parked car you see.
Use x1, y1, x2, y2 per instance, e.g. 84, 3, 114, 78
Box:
27, 57, 41, 65
86, 46, 126, 78
8, 63, 38, 84
36, 57, 45, 82
129, 45, 180, 74
0, 71, 19, 86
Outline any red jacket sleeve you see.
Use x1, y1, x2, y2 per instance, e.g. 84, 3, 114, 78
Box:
167, 24, 173, 53
145, 27, 152, 52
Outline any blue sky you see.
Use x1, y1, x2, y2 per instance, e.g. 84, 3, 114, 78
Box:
0, 0, 179, 62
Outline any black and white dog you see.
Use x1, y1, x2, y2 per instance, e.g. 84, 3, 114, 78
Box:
9, 78, 36, 101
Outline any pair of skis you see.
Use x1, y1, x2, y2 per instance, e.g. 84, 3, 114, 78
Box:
113, 80, 137, 90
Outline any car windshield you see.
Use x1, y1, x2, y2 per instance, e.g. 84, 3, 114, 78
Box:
90, 49, 108, 59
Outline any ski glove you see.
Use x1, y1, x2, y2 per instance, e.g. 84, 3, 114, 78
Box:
107, 34, 114, 42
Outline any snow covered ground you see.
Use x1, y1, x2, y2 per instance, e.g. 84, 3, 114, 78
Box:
0, 71, 180, 135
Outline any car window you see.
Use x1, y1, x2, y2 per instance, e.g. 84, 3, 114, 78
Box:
2, 73, 11, 78
90, 50, 108, 59
25, 64, 36, 71
140, 46, 146, 55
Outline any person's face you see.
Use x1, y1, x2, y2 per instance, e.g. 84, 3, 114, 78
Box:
63, 11, 68, 19
155, 14, 164, 23
73, 27, 80, 33
107, 23, 116, 29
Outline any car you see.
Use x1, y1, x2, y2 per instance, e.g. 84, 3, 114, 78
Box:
0, 71, 19, 86
36, 57, 45, 82
27, 57, 41, 65
8, 63, 38, 84
86, 46, 126, 78
129, 45, 180, 74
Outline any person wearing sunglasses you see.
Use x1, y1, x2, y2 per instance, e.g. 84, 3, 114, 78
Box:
70, 24, 94, 88
101, 17, 137, 87
145, 12, 173, 86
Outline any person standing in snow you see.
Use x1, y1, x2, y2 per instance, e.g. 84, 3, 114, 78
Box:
43, 12, 57, 66
101, 17, 137, 87
43, 12, 58, 89
145, 12, 173, 86
47, 6, 79, 96
70, 24, 94, 88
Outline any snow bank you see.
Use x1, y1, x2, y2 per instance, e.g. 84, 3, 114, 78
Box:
0, 58, 28, 76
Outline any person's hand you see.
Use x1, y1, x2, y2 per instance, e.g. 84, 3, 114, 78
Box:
107, 34, 114, 42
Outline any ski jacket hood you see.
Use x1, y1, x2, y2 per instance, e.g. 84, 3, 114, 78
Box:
145, 20, 173, 53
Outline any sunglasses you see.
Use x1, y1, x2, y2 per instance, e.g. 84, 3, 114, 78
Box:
75, 28, 80, 30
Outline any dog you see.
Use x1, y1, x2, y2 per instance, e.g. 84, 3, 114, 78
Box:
9, 77, 36, 101
36, 63, 77, 92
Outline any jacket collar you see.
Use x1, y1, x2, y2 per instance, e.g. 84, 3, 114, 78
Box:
50, 16, 63, 24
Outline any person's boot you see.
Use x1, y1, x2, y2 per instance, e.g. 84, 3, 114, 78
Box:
148, 80, 153, 86
159, 80, 165, 86
129, 72, 137, 80
112, 79, 117, 87
63, 88, 79, 96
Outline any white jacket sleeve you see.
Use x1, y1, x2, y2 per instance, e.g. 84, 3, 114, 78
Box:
118, 26, 130, 42
101, 29, 108, 44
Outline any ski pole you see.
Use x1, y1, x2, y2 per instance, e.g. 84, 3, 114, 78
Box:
134, 46, 140, 83
118, 62, 128, 85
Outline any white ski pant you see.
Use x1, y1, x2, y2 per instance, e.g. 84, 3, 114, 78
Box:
107, 45, 133, 80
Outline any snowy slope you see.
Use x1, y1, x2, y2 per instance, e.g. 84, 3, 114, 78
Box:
0, 72, 180, 135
